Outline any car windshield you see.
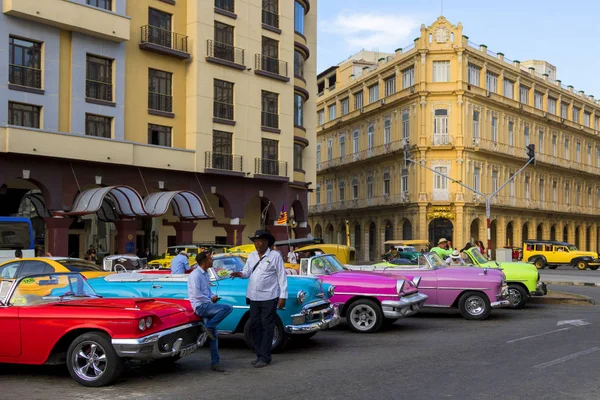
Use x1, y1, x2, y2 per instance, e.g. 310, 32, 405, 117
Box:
469, 248, 488, 264
417, 253, 447, 269
211, 256, 246, 280
6, 273, 99, 306
57, 259, 105, 272
310, 255, 347, 275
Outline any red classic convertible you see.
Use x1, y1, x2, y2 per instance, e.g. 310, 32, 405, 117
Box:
0, 272, 205, 387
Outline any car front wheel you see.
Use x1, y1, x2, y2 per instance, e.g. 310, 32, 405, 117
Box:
507, 284, 528, 309
66, 332, 123, 387
458, 291, 491, 320
346, 299, 384, 333
533, 258, 546, 269
576, 260, 588, 270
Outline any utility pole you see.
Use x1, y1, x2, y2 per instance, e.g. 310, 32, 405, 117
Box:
403, 141, 536, 259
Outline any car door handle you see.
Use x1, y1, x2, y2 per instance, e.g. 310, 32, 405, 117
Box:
151, 285, 162, 289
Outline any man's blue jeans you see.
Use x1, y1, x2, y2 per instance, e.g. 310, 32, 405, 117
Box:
195, 302, 233, 366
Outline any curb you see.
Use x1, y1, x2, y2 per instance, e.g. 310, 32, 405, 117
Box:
545, 280, 600, 287
529, 295, 595, 306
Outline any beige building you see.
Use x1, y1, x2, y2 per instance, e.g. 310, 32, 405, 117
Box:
309, 16, 600, 261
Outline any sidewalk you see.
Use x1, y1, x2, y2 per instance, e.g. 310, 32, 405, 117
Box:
540, 272, 600, 287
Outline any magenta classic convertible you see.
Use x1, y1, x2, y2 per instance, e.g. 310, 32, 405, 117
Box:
294, 254, 428, 333
347, 252, 512, 320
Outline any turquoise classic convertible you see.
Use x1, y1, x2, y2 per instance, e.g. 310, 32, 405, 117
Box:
86, 254, 339, 352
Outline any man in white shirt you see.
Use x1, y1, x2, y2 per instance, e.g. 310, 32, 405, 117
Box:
287, 246, 298, 264
231, 230, 287, 368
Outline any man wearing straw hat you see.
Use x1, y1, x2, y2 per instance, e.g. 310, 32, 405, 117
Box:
231, 229, 287, 368
430, 238, 453, 259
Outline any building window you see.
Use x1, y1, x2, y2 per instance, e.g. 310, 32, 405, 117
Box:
468, 63, 481, 86
213, 79, 234, 120
328, 104, 336, 121
352, 177, 359, 199
561, 102, 569, 118
148, 68, 173, 113
473, 111, 480, 143
589, 145, 593, 165
539, 179, 545, 202
215, 0, 235, 13
433, 61, 450, 82
317, 109, 324, 125
212, 130, 233, 170
384, 76, 396, 97
294, 1, 305, 35
524, 176, 530, 200
573, 107, 580, 124
366, 175, 373, 199
341, 98, 349, 116
315, 184, 320, 204
548, 98, 557, 115
552, 135, 557, 157
576, 142, 581, 162
339, 180, 345, 202
534, 91, 543, 109
434, 109, 449, 145
148, 123, 171, 146
261, 138, 279, 175
473, 167, 481, 192
354, 91, 363, 110
214, 21, 235, 62
553, 181, 558, 203
294, 94, 304, 127
402, 66, 414, 89
584, 112, 591, 127
565, 183, 570, 205
595, 117, 599, 131
86, 55, 113, 102
402, 111, 410, 140
519, 85, 529, 104
367, 124, 374, 151
524, 126, 530, 147
316, 144, 321, 169
538, 130, 543, 154
383, 170, 390, 196
384, 119, 391, 145
509, 174, 515, 197
353, 131, 359, 154
9, 36, 42, 89
261, 91, 279, 128
368, 84, 379, 103
576, 185, 581, 206
261, 36, 280, 74
8, 102, 40, 128
294, 50, 305, 78
435, 166, 449, 192
588, 187, 593, 208
87, 0, 111, 10
86, 114, 112, 138
486, 71, 498, 93
597, 188, 600, 208
148, 8, 173, 48
504, 79, 514, 99
401, 168, 408, 194
565, 138, 570, 160
492, 170, 498, 193
508, 121, 514, 146
294, 144, 303, 170
262, 0, 279, 28
597, 148, 600, 168
327, 139, 333, 161
340, 134, 346, 158
491, 116, 498, 143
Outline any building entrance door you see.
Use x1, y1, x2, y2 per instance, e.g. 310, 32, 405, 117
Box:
429, 218, 453, 247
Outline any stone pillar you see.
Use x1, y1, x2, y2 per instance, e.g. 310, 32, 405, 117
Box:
44, 217, 73, 257
455, 206, 464, 248
173, 221, 197, 246
496, 216, 506, 251
294, 221, 310, 240
567, 222, 576, 245
513, 219, 523, 250
114, 219, 138, 255
266, 225, 288, 242
363, 220, 370, 262
418, 205, 428, 241
590, 224, 598, 253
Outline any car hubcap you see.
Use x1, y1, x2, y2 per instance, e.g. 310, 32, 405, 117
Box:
272, 326, 280, 347
350, 305, 376, 331
578, 262, 586, 270
73, 341, 107, 382
465, 296, 485, 316
508, 288, 522, 306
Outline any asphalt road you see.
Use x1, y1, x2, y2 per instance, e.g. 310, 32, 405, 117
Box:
2, 286, 600, 400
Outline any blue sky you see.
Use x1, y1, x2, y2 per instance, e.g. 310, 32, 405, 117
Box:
317, 0, 600, 95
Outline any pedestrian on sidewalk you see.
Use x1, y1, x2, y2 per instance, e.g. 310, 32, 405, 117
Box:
188, 250, 233, 372
231, 230, 287, 368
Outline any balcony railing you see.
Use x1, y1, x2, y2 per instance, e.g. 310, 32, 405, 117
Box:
205, 151, 243, 172
432, 134, 450, 146
261, 111, 279, 129
262, 9, 279, 28
255, 158, 287, 177
309, 193, 410, 214
213, 101, 234, 120
86, 79, 113, 102
9, 64, 42, 89
148, 92, 173, 113
255, 54, 288, 77
207, 39, 245, 66
140, 25, 189, 56
215, 0, 235, 13
318, 139, 405, 172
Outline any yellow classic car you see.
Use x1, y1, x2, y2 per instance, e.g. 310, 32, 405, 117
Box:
296, 244, 357, 265
148, 245, 204, 269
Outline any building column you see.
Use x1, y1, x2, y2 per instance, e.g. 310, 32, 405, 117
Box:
266, 225, 288, 242
173, 221, 197, 246
590, 223, 598, 253
454, 205, 464, 249
513, 218, 523, 250
293, 221, 310, 241
44, 217, 73, 257
418, 205, 428, 241
567, 222, 576, 244
363, 219, 370, 262
114, 219, 138, 255
580, 224, 588, 250
496, 216, 506, 251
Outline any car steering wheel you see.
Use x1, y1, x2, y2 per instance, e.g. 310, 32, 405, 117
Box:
115, 264, 127, 273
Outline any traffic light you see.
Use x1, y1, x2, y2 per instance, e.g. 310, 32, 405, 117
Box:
403, 140, 411, 167
526, 144, 535, 165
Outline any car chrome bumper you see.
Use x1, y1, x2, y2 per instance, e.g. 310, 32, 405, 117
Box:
381, 292, 428, 318
111, 321, 205, 360
285, 305, 340, 334
491, 299, 511, 308
531, 281, 547, 296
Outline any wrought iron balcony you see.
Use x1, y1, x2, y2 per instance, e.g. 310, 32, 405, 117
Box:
213, 101, 234, 121
432, 134, 450, 146
255, 54, 289, 82
255, 158, 287, 177
148, 92, 173, 113
261, 111, 279, 129
206, 39, 245, 70
262, 9, 279, 28
140, 25, 190, 59
86, 79, 113, 102
205, 151, 243, 172
9, 64, 42, 89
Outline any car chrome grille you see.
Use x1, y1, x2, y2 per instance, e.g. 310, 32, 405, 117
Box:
157, 326, 202, 351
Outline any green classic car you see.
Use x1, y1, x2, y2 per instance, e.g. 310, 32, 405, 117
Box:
463, 247, 546, 309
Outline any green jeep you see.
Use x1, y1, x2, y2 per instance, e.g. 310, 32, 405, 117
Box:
463, 247, 547, 309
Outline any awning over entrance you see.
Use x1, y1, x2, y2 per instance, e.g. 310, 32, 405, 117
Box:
144, 191, 209, 219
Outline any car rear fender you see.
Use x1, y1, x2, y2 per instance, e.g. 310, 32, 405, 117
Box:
570, 256, 591, 266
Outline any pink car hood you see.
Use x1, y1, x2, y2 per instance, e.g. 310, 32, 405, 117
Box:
319, 270, 419, 298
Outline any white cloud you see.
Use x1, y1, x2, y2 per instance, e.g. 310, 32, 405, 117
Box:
320, 11, 422, 52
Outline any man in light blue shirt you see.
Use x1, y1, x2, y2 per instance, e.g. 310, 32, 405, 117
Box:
171, 250, 190, 274
188, 251, 233, 372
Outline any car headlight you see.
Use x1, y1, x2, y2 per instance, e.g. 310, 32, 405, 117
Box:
396, 279, 405, 294
297, 290, 306, 304
327, 285, 335, 298
145, 316, 152, 329
138, 318, 146, 331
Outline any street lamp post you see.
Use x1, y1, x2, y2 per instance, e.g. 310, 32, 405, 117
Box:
403, 141, 535, 259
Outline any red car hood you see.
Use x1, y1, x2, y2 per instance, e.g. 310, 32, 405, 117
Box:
53, 298, 187, 318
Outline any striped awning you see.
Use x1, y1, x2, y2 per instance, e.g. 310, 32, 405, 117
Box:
144, 191, 209, 219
